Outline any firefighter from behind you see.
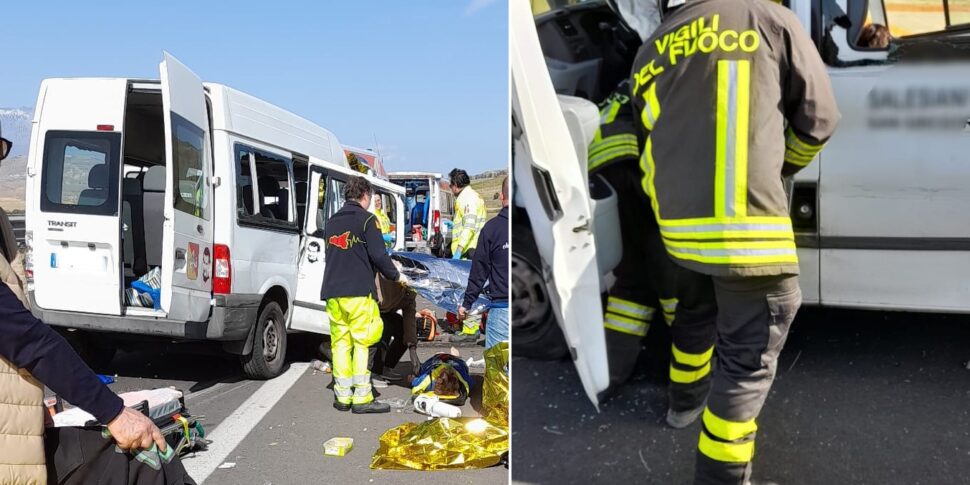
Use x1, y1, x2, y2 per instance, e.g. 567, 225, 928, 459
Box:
630, 0, 840, 482
321, 176, 409, 414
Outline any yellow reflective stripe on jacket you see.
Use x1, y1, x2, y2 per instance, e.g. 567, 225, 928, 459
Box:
672, 344, 713, 368
714, 59, 751, 219
698, 431, 755, 463
590, 134, 638, 154
641, 82, 661, 131
703, 408, 757, 441
604, 312, 649, 337
670, 361, 711, 383
588, 133, 640, 171
606, 296, 654, 321
452, 188, 487, 251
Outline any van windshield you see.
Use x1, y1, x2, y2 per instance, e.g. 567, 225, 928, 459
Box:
41, 130, 121, 216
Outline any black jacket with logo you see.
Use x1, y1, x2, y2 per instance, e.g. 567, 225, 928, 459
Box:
462, 206, 509, 308
321, 201, 400, 300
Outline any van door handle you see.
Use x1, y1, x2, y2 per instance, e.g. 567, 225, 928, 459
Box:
196, 224, 204, 235
175, 248, 186, 260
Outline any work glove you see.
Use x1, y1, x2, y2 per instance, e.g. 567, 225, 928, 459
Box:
452, 248, 463, 260
397, 273, 410, 287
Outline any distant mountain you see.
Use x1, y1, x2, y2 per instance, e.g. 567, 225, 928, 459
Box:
0, 107, 33, 157
0, 154, 27, 211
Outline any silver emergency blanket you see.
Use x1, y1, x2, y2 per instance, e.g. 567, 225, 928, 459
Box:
392, 252, 490, 315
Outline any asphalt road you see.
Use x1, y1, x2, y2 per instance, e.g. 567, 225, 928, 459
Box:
83, 324, 506, 483
511, 307, 970, 485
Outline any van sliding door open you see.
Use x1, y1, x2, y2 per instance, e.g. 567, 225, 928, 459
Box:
159, 52, 213, 322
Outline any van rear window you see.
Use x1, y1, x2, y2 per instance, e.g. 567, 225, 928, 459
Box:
41, 131, 121, 216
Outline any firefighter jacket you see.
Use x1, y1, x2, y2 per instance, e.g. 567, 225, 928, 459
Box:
630, 0, 840, 276
321, 201, 401, 300
451, 186, 487, 254
587, 80, 640, 174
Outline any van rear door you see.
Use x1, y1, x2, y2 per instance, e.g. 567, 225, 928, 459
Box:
290, 160, 348, 334
30, 79, 127, 315
159, 52, 213, 322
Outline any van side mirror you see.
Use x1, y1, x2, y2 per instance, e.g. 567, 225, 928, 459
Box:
0, 138, 10, 161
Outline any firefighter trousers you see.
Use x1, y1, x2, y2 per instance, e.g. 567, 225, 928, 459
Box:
687, 274, 802, 485
599, 163, 716, 394
326, 296, 383, 405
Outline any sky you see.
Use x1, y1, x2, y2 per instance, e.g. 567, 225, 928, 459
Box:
0, 0, 508, 175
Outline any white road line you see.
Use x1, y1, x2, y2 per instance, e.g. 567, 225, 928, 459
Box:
183, 363, 310, 483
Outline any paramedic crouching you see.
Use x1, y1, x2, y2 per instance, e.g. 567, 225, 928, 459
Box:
321, 175, 409, 414
458, 176, 510, 349
0, 127, 191, 483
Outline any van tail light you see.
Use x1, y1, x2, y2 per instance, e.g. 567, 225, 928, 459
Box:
213, 244, 231, 294
24, 230, 34, 284
432, 210, 441, 236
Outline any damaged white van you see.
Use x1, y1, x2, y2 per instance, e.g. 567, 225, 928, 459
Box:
24, 53, 404, 378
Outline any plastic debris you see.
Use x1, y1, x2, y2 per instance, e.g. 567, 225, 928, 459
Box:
324, 437, 354, 457
465, 357, 485, 369
96, 374, 115, 384
311, 359, 332, 373
414, 395, 462, 418
379, 397, 412, 410
217, 462, 236, 469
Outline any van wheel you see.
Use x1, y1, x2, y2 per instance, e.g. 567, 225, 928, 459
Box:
511, 211, 569, 360
240, 302, 288, 379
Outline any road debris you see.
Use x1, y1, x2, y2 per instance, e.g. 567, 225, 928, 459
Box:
217, 462, 236, 469
324, 437, 354, 457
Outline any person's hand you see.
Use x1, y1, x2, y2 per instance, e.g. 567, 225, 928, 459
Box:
458, 306, 467, 321
397, 273, 410, 287
106, 407, 167, 453
452, 248, 463, 260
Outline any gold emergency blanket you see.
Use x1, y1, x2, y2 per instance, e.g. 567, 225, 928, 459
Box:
370, 342, 509, 470
481, 342, 509, 427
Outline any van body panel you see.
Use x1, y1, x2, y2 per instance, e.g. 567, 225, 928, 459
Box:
819, 64, 970, 312
159, 53, 214, 322
27, 78, 128, 315
289, 158, 405, 334
206, 84, 347, 169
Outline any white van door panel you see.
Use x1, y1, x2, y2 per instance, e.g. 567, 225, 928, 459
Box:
29, 79, 127, 315
290, 164, 341, 333
819, 64, 970, 312
511, 0, 609, 408
160, 52, 213, 322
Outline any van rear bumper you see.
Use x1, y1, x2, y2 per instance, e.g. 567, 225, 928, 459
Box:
27, 291, 260, 341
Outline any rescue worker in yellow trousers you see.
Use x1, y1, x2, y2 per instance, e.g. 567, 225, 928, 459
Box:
448, 168, 488, 343
322, 176, 409, 414
630, 0, 839, 482
590, 79, 721, 411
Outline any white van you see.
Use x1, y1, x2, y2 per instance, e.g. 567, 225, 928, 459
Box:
387, 172, 454, 257
24, 53, 404, 379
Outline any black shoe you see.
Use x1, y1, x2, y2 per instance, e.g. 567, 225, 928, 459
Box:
352, 401, 391, 414
377, 368, 406, 383
333, 401, 351, 412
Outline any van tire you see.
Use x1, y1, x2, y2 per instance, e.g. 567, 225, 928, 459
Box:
511, 210, 569, 361
240, 301, 287, 379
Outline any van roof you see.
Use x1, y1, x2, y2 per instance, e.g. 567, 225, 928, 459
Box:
205, 83, 346, 167
35, 78, 348, 169
388, 172, 443, 179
